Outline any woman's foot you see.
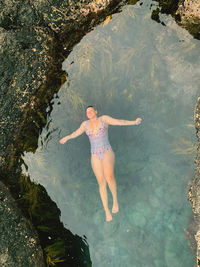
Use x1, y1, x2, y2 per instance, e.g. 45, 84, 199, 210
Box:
105, 210, 112, 222
112, 202, 119, 213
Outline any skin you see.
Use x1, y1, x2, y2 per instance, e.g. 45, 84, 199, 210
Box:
59, 107, 142, 222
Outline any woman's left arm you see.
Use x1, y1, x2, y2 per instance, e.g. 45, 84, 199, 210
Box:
102, 115, 142, 126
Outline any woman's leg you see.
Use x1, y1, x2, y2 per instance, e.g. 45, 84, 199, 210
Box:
91, 154, 112, 221
102, 149, 119, 213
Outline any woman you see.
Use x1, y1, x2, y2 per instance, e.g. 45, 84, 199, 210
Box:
59, 106, 142, 222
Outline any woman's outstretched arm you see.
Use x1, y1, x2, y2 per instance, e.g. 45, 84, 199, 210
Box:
101, 115, 142, 126
59, 121, 86, 144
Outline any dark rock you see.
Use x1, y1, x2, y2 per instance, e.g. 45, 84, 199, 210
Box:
151, 0, 200, 40
176, 0, 200, 39
189, 97, 200, 263
0, 181, 45, 267
0, 25, 58, 162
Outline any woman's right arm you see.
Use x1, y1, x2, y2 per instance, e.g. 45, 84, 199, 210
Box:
59, 121, 86, 144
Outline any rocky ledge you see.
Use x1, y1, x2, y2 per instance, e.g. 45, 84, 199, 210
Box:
152, 0, 200, 39
176, 0, 200, 38
189, 97, 200, 266
0, 181, 45, 267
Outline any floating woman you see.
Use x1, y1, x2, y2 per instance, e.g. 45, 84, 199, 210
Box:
59, 106, 142, 222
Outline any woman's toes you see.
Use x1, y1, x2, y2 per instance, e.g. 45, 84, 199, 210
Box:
106, 213, 112, 221
105, 210, 112, 221
112, 203, 119, 213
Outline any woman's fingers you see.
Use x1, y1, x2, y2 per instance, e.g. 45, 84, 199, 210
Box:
136, 118, 142, 125
59, 138, 66, 144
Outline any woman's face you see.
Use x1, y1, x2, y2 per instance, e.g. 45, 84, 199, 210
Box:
86, 107, 97, 119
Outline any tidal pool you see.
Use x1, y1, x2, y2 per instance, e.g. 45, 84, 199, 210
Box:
22, 0, 199, 266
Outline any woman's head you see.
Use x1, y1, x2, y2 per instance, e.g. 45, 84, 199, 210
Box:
85, 105, 97, 119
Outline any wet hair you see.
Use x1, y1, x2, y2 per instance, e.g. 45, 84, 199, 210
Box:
85, 105, 95, 111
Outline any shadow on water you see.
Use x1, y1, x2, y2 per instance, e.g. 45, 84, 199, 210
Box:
1, 0, 200, 266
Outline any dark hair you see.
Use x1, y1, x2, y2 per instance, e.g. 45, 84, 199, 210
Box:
85, 105, 95, 111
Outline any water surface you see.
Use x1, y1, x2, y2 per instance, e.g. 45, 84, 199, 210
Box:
22, 1, 200, 266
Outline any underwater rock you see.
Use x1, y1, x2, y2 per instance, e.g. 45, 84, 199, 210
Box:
0, 181, 45, 267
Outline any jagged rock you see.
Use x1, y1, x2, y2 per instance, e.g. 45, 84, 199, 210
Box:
176, 0, 200, 38
0, 181, 45, 267
0, 25, 58, 161
188, 97, 200, 265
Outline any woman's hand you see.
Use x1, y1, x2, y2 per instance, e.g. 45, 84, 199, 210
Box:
59, 136, 69, 144
135, 118, 142, 125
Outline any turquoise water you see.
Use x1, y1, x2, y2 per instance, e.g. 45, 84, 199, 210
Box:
22, 0, 200, 266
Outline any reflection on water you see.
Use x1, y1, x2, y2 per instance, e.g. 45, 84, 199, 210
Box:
22, 0, 199, 266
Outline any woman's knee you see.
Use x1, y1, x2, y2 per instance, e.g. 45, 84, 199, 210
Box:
102, 158, 115, 182
98, 178, 107, 187
105, 173, 114, 184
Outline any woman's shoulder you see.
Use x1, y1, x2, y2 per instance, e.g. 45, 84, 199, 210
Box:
100, 115, 108, 126
82, 120, 89, 128
100, 115, 109, 122
100, 115, 105, 120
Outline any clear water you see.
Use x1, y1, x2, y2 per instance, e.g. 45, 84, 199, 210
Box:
22, 0, 200, 266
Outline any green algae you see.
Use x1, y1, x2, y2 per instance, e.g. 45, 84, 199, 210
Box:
44, 239, 68, 266
18, 174, 40, 219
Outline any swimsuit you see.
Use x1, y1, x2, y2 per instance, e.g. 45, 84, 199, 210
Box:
85, 117, 112, 160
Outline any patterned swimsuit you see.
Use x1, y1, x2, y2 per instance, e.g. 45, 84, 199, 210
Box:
85, 117, 112, 160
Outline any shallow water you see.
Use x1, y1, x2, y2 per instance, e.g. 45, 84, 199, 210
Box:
22, 0, 199, 266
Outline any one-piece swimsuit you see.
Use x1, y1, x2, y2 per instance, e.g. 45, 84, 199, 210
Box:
85, 117, 112, 160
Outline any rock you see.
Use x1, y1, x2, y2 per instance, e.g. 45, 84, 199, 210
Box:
188, 97, 200, 264
151, 0, 200, 39
0, 26, 57, 161
176, 0, 200, 39
0, 181, 45, 266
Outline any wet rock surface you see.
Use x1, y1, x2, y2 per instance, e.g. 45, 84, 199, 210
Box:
0, 181, 45, 267
0, 26, 56, 160
152, 0, 200, 39
176, 0, 200, 39
189, 97, 200, 265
